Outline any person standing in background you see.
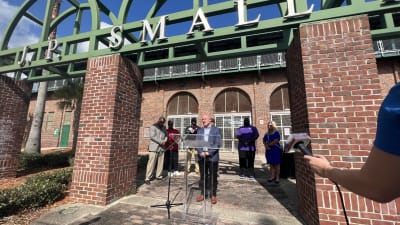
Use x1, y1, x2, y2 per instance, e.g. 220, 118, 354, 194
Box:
236, 117, 259, 180
263, 121, 281, 184
145, 117, 167, 185
185, 118, 200, 175
165, 120, 181, 176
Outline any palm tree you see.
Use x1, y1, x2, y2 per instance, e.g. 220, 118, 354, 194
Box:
53, 79, 84, 152
24, 80, 48, 153
25, 0, 61, 154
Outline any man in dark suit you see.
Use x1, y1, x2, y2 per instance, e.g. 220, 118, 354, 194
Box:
196, 114, 221, 204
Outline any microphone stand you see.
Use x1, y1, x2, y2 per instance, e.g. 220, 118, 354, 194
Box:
150, 141, 183, 219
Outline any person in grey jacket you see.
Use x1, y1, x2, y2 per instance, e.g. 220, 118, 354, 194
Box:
196, 114, 221, 204
145, 116, 167, 185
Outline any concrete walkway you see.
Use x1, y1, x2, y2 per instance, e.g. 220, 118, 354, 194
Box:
31, 153, 305, 225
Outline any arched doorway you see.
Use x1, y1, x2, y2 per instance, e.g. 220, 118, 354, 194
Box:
166, 92, 199, 135
214, 88, 252, 152
269, 84, 295, 179
269, 84, 291, 147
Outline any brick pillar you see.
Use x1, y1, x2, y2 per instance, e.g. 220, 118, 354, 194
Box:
0, 76, 31, 178
70, 54, 142, 205
287, 15, 398, 225
286, 23, 319, 225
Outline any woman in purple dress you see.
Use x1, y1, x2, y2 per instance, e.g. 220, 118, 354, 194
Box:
263, 121, 281, 184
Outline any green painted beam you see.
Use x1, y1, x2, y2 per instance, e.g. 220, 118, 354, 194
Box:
1, 0, 400, 80
67, 0, 80, 8
97, 0, 118, 24
23, 11, 43, 26
46, 65, 69, 77
0, 0, 35, 50
39, 0, 55, 42
118, 0, 133, 24
51, 4, 90, 33
321, 0, 345, 10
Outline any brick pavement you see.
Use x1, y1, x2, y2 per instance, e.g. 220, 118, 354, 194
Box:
32, 153, 305, 225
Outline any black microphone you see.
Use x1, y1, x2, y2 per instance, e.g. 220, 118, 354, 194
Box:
284, 133, 313, 156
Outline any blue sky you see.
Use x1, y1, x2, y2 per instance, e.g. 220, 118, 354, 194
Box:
0, 0, 320, 49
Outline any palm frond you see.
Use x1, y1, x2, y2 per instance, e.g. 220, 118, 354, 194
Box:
53, 79, 84, 110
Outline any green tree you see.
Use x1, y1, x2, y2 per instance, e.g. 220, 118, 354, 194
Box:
53, 79, 84, 152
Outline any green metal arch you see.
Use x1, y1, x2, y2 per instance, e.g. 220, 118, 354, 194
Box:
50, 4, 90, 34
0, 0, 36, 50
1, 0, 138, 51
117, 0, 134, 24
1, 0, 400, 80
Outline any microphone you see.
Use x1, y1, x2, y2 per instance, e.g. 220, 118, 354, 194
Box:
284, 133, 313, 156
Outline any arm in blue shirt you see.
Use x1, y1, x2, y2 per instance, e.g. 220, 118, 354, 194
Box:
374, 83, 400, 155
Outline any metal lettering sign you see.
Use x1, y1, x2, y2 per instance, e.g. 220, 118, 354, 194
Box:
0, 0, 399, 81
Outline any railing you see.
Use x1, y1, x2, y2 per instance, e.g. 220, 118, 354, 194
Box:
143, 52, 286, 82
32, 77, 82, 93
374, 38, 400, 57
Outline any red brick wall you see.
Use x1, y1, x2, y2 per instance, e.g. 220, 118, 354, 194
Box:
34, 60, 400, 158
377, 60, 400, 96
0, 76, 31, 178
26, 94, 74, 150
70, 54, 142, 205
139, 71, 288, 155
28, 70, 290, 157
286, 27, 319, 225
287, 15, 399, 225
34, 60, 399, 158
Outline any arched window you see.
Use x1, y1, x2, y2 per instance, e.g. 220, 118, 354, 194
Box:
214, 89, 251, 113
270, 84, 290, 111
167, 92, 198, 115
213, 89, 252, 152
269, 84, 291, 149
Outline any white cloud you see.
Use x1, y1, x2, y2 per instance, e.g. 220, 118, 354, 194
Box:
0, 0, 40, 49
100, 21, 112, 29
77, 41, 89, 53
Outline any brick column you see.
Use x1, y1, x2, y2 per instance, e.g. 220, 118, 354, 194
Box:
0, 76, 31, 178
287, 15, 398, 225
70, 54, 142, 205
286, 23, 320, 225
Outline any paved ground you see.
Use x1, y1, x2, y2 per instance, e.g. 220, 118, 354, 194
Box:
31, 153, 305, 225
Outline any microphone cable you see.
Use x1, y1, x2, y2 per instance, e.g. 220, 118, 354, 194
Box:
332, 181, 350, 225
297, 142, 350, 225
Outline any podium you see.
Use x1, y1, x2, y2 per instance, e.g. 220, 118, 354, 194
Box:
165, 133, 220, 225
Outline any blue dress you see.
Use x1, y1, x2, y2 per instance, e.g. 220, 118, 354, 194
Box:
263, 131, 281, 165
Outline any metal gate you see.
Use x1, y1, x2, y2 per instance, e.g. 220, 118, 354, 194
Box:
270, 112, 292, 149
214, 113, 252, 152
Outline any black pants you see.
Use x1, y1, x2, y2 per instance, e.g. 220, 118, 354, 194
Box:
164, 150, 179, 171
199, 159, 218, 197
238, 150, 255, 176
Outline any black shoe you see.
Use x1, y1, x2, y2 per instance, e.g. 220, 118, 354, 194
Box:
144, 180, 150, 185
156, 176, 163, 180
